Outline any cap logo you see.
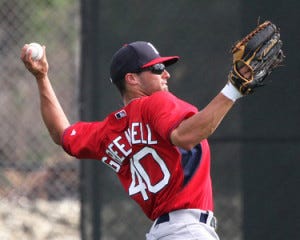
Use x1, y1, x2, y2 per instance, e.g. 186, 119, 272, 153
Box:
147, 42, 159, 55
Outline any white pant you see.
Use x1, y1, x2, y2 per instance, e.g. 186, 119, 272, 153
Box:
146, 209, 220, 240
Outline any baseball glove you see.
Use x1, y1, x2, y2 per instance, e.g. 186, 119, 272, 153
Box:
229, 21, 284, 95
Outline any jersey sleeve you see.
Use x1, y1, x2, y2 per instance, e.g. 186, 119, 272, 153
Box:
61, 120, 106, 159
143, 91, 198, 142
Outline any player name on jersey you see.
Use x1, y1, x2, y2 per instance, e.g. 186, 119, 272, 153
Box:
101, 122, 157, 172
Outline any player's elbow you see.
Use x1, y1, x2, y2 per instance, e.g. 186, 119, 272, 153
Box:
48, 128, 65, 146
50, 132, 62, 145
170, 130, 199, 151
170, 127, 214, 151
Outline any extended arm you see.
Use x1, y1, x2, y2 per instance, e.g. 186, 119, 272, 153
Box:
172, 21, 285, 150
171, 66, 251, 150
21, 44, 70, 145
170, 92, 234, 150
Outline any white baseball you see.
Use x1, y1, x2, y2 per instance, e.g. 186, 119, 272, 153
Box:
26, 42, 43, 60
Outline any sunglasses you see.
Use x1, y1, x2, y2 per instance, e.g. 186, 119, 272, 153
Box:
138, 63, 166, 75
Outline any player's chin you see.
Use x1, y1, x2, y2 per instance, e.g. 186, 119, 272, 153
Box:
161, 85, 169, 91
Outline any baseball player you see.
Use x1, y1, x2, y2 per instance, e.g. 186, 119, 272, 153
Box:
20, 22, 283, 240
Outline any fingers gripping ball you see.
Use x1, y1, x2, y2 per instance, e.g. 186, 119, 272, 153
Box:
26, 42, 43, 61
229, 21, 285, 95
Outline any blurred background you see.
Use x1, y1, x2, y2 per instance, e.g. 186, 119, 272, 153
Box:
0, 0, 299, 240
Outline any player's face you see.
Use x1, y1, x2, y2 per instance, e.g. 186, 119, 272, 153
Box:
137, 66, 171, 95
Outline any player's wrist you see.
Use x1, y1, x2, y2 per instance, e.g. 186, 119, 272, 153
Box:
221, 81, 243, 102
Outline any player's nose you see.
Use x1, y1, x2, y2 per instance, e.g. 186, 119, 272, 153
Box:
162, 69, 170, 79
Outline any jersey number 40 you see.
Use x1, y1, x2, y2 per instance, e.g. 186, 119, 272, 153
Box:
129, 147, 171, 201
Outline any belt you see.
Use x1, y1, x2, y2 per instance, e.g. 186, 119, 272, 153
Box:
155, 210, 217, 229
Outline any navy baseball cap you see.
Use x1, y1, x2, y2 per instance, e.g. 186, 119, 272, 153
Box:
110, 41, 179, 83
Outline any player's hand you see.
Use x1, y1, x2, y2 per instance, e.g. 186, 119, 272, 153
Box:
228, 21, 284, 95
238, 65, 252, 80
20, 44, 49, 80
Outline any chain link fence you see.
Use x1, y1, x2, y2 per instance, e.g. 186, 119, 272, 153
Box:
0, 0, 80, 239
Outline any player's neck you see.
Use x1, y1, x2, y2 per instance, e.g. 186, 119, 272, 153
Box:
123, 89, 146, 105
123, 95, 142, 105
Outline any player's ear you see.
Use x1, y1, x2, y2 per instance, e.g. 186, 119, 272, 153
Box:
124, 73, 139, 86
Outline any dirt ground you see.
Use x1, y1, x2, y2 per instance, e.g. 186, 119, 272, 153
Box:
0, 198, 80, 240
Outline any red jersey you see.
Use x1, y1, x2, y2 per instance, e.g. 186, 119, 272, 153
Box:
62, 91, 213, 220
